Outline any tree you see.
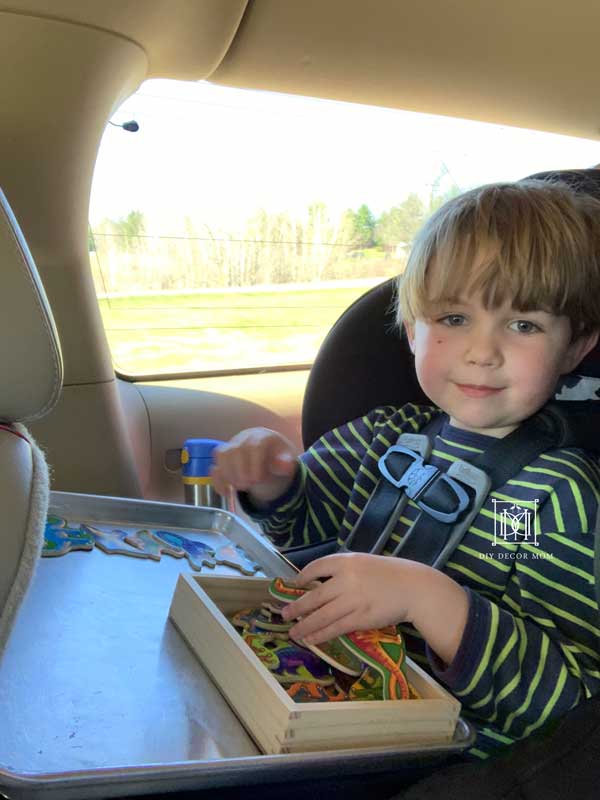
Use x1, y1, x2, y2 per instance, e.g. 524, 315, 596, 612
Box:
375, 193, 426, 250
352, 204, 377, 247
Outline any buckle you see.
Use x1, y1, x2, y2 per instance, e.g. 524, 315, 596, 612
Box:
378, 445, 470, 523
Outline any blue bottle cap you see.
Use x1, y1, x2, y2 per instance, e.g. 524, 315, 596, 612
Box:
181, 438, 224, 478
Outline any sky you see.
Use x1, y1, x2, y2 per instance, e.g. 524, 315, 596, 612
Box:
89, 79, 600, 235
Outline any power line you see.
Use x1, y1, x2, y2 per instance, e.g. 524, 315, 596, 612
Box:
100, 305, 349, 311
91, 232, 356, 248
105, 323, 325, 331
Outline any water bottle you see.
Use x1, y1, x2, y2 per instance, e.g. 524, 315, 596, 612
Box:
181, 438, 226, 509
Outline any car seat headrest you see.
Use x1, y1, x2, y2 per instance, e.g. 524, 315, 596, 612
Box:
0, 189, 63, 423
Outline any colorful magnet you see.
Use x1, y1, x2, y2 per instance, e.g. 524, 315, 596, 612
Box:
268, 577, 363, 676
124, 529, 186, 561
230, 605, 292, 634
84, 524, 150, 558
43, 518, 94, 557
268, 576, 309, 603
243, 631, 334, 685
214, 543, 260, 575
307, 637, 364, 677
152, 530, 216, 570
286, 681, 333, 702
340, 625, 410, 700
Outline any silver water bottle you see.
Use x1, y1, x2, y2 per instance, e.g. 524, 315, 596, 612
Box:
181, 438, 227, 509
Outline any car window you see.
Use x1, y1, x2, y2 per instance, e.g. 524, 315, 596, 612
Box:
89, 79, 600, 378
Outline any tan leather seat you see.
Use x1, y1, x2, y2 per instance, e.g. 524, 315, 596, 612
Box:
0, 190, 63, 648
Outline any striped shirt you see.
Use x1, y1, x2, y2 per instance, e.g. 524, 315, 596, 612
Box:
243, 403, 600, 759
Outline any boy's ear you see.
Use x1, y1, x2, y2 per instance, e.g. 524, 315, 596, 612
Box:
403, 322, 415, 354
562, 330, 600, 374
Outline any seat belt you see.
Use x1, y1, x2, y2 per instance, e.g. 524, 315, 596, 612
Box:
343, 400, 600, 570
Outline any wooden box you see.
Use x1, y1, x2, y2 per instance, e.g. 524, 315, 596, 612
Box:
169, 573, 461, 755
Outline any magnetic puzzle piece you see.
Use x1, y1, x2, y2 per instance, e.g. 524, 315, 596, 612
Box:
308, 637, 364, 677
230, 605, 292, 635
214, 543, 260, 575
152, 531, 216, 570
348, 666, 385, 701
268, 577, 363, 676
268, 576, 314, 603
286, 681, 348, 702
286, 681, 332, 702
43, 517, 94, 557
348, 665, 419, 702
243, 631, 335, 685
340, 625, 410, 700
123, 529, 186, 561
83, 524, 151, 558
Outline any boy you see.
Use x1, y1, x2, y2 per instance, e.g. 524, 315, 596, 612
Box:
212, 180, 600, 760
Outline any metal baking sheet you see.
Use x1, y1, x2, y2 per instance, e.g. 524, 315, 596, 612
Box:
0, 491, 475, 800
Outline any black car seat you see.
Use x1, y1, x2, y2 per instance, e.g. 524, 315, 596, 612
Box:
0, 189, 63, 648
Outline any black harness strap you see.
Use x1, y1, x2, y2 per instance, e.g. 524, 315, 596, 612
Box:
345, 400, 599, 568
397, 408, 563, 565
344, 412, 446, 553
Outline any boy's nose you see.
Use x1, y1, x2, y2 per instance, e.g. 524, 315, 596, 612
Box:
464, 333, 502, 367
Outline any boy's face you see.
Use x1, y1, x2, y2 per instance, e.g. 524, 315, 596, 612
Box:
403, 291, 599, 438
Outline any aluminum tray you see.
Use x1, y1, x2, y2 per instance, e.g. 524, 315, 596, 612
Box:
0, 491, 475, 800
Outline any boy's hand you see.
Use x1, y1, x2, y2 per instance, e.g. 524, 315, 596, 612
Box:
281, 552, 470, 667
281, 553, 425, 642
211, 428, 300, 507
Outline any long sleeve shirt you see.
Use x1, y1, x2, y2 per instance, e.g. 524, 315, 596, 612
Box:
241, 402, 600, 760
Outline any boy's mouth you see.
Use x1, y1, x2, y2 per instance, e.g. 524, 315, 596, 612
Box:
456, 383, 504, 398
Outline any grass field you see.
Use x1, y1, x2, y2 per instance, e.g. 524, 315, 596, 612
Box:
97, 281, 387, 375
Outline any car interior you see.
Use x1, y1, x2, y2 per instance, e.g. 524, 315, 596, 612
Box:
2, 1, 600, 799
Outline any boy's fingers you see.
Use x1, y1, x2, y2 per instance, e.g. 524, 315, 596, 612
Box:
247, 444, 268, 484
281, 579, 337, 620
210, 464, 226, 495
290, 600, 356, 644
222, 449, 246, 489
299, 612, 358, 645
271, 451, 297, 476
294, 554, 341, 587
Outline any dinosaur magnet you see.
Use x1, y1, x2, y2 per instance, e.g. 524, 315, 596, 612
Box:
214, 542, 260, 575
268, 577, 363, 676
340, 625, 410, 700
243, 631, 335, 685
43, 517, 94, 557
83, 524, 149, 558
152, 530, 216, 570
124, 529, 186, 561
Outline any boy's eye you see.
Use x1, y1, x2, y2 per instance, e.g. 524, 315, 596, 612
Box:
510, 320, 541, 334
438, 314, 465, 326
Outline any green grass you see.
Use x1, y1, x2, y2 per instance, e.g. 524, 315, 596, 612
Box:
98, 283, 388, 375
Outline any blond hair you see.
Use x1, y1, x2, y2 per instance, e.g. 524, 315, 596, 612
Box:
396, 180, 600, 342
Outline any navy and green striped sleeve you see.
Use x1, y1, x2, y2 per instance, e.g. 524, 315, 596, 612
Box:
426, 446, 600, 753
239, 403, 439, 549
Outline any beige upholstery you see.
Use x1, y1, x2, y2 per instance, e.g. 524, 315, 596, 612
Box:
0, 189, 61, 648
0, 190, 63, 423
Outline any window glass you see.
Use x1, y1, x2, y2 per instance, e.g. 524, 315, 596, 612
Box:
89, 80, 600, 376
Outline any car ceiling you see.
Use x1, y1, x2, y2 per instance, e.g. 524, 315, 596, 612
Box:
1, 0, 598, 499
3, 0, 600, 140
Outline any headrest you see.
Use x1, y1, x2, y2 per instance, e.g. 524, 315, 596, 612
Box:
0, 189, 63, 422
525, 168, 600, 378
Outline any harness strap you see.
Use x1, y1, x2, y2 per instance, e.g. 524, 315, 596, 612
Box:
345, 401, 598, 569
343, 413, 445, 554
397, 409, 564, 565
